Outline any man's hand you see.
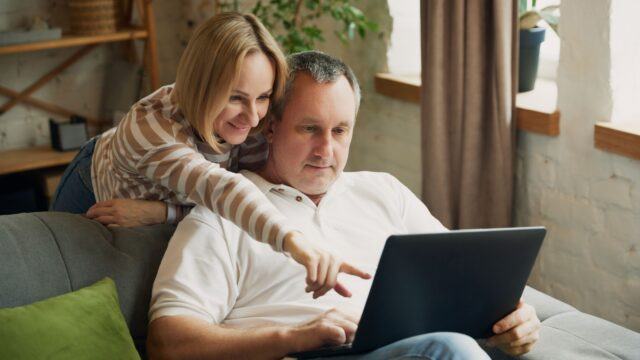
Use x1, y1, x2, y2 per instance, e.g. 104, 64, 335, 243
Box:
85, 199, 167, 227
283, 231, 371, 299
285, 308, 359, 353
486, 299, 541, 356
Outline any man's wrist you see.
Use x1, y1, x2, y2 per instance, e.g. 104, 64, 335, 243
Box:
275, 325, 300, 354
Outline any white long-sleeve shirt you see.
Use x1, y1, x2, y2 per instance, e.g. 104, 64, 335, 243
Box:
149, 171, 447, 327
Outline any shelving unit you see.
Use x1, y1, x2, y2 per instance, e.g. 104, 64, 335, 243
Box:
0, 0, 159, 176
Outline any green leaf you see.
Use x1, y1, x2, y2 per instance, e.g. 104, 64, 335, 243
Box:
347, 22, 356, 39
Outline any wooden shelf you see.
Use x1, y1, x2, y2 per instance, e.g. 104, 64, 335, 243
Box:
0, 28, 149, 55
0, 146, 78, 176
594, 122, 640, 160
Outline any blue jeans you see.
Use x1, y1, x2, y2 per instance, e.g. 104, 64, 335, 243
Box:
49, 137, 98, 213
315, 333, 490, 360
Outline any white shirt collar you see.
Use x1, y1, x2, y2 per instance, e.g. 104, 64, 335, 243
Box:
240, 170, 351, 201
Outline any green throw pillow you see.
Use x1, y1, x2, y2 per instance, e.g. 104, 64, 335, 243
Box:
0, 277, 140, 360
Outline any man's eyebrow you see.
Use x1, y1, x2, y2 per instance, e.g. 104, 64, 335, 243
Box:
299, 117, 353, 127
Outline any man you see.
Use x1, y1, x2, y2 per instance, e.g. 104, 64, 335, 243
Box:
147, 51, 540, 359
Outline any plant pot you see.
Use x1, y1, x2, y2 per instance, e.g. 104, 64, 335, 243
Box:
518, 27, 546, 92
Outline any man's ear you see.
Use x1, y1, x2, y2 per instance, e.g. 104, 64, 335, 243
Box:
264, 116, 278, 143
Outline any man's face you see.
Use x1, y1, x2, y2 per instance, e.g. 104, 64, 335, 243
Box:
265, 73, 356, 197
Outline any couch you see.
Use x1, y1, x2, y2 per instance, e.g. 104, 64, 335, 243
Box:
1, 212, 638, 359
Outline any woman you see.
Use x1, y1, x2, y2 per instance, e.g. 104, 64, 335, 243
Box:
50, 12, 368, 298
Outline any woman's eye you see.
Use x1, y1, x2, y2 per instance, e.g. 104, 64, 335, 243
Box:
229, 95, 243, 102
258, 95, 270, 101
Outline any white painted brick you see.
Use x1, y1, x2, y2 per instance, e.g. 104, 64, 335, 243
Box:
587, 232, 632, 279
590, 177, 633, 209
541, 190, 573, 224
603, 208, 640, 244
570, 199, 604, 231
555, 167, 590, 198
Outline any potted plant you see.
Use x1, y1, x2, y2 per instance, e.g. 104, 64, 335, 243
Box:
518, 0, 560, 92
215, 0, 378, 54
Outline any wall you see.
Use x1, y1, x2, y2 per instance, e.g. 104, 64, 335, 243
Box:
0, 0, 187, 151
515, 0, 640, 331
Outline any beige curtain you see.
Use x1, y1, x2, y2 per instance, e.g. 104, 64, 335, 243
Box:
421, 0, 518, 229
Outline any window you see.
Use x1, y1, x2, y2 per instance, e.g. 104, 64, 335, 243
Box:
535, 0, 561, 81
386, 0, 420, 77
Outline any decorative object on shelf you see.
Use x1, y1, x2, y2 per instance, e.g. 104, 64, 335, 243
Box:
49, 116, 88, 151
68, 0, 119, 35
518, 0, 560, 92
215, 0, 378, 54
0, 16, 62, 46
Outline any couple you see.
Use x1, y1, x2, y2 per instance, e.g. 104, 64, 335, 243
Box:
51, 12, 539, 359
146, 52, 540, 359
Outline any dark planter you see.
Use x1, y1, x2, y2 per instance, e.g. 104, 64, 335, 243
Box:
519, 27, 546, 92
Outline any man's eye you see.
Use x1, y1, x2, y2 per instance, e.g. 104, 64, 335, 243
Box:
333, 128, 347, 135
303, 126, 316, 132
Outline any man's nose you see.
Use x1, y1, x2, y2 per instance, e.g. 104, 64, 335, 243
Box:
244, 102, 260, 127
313, 131, 333, 158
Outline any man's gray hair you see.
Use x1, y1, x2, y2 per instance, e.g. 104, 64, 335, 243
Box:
270, 51, 361, 121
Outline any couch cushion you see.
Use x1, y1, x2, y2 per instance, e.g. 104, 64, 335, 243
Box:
522, 286, 577, 321
537, 312, 640, 360
0, 212, 175, 352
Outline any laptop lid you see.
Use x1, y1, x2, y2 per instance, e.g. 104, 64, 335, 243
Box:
348, 226, 546, 354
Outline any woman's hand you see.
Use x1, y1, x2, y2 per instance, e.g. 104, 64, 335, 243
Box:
85, 199, 167, 227
283, 231, 371, 299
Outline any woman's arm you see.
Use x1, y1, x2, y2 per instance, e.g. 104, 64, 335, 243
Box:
110, 106, 369, 297
85, 200, 194, 227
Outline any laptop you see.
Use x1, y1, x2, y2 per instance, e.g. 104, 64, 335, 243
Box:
289, 226, 546, 359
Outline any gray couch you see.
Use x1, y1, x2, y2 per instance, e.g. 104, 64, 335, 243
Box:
1, 212, 638, 359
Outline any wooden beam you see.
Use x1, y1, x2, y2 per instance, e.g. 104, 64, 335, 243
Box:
0, 45, 96, 114
0, 86, 102, 124
374, 73, 420, 103
143, 0, 160, 90
0, 28, 148, 55
594, 122, 640, 160
516, 108, 560, 136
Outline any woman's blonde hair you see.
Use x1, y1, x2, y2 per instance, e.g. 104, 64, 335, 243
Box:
173, 12, 287, 153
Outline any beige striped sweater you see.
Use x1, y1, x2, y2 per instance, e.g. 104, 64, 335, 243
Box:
91, 84, 294, 251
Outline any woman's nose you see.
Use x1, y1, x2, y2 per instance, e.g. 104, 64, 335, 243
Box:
245, 102, 260, 127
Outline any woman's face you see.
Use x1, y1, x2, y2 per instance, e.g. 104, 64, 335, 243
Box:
213, 51, 276, 145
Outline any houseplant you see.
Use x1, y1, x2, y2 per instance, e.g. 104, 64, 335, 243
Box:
518, 0, 560, 92
216, 0, 378, 54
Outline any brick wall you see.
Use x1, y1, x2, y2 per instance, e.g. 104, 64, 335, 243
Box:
0, 0, 187, 151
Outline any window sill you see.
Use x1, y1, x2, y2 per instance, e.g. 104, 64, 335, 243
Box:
374, 74, 560, 136
594, 122, 640, 161
374, 73, 421, 103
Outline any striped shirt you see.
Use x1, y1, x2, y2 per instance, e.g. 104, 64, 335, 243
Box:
91, 84, 295, 251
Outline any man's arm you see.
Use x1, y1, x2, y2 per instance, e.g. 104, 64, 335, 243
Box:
147, 309, 358, 360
